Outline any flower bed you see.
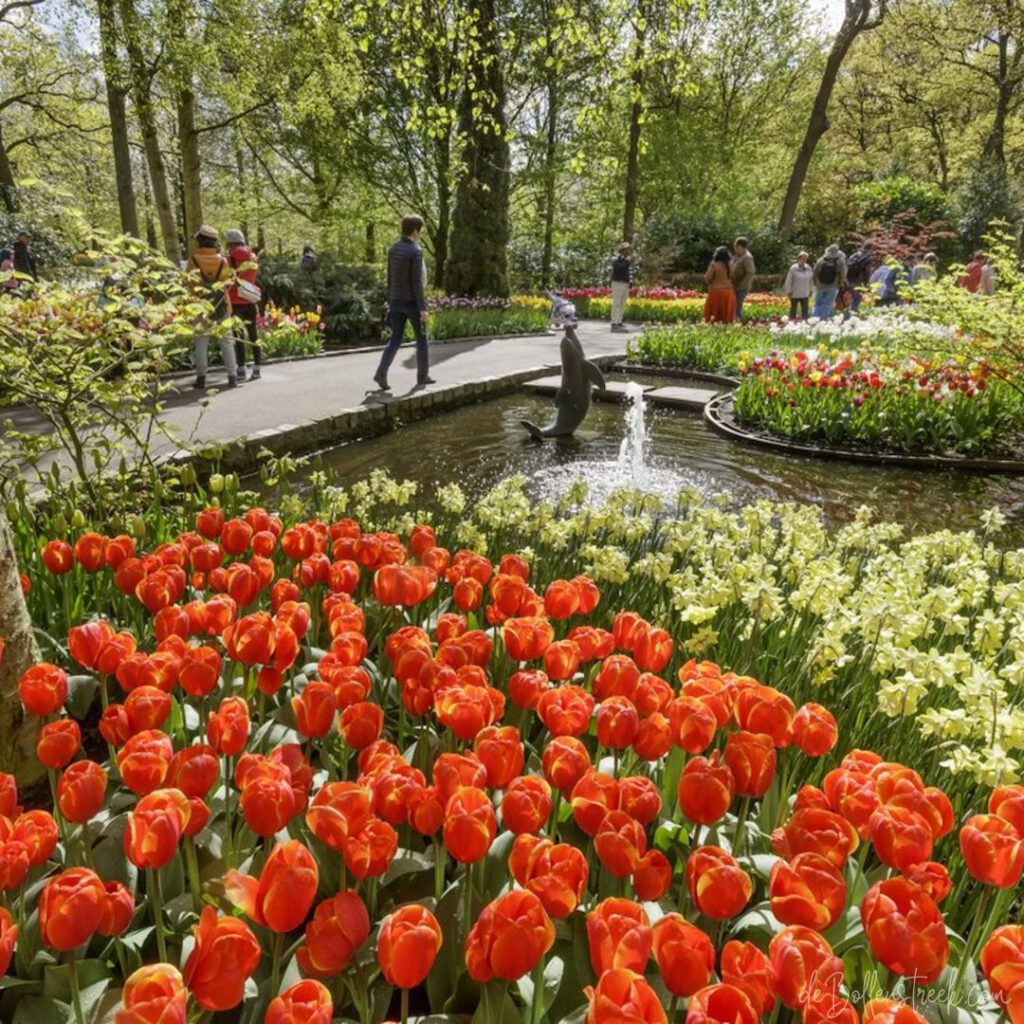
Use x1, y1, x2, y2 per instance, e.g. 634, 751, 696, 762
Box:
559, 289, 789, 325
0, 472, 1021, 1023
733, 351, 1024, 457
256, 304, 325, 358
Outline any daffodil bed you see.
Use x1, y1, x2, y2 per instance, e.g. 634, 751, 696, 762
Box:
1, 472, 1023, 1024
628, 318, 1024, 458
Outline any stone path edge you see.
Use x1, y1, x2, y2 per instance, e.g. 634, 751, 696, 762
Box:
705, 393, 1024, 474
164, 354, 624, 477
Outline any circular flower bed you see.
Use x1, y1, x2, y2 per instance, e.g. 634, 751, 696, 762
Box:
0, 482, 1022, 1023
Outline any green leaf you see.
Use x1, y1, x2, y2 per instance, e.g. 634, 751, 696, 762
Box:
11, 995, 70, 1024
471, 981, 519, 1024
516, 955, 563, 1021
65, 675, 99, 719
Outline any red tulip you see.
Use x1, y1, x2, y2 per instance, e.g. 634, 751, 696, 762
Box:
444, 787, 496, 864
36, 719, 80, 770
465, 890, 555, 982
960, 814, 1024, 888
768, 852, 846, 931
297, 892, 370, 977
115, 964, 187, 1024
376, 905, 443, 988
686, 984, 759, 1024
587, 897, 651, 976
678, 753, 734, 825
57, 760, 107, 823
724, 730, 776, 797
183, 907, 261, 1011
224, 839, 318, 932
587, 969, 666, 1024
509, 834, 588, 918
651, 913, 714, 997
686, 846, 752, 920
792, 702, 838, 756
18, 663, 67, 716
39, 867, 106, 949
860, 878, 948, 984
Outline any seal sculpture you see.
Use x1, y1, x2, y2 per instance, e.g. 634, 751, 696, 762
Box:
522, 293, 606, 440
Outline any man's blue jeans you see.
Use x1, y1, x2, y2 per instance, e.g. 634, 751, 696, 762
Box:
376, 302, 429, 381
812, 287, 838, 319
849, 289, 863, 314
735, 288, 748, 322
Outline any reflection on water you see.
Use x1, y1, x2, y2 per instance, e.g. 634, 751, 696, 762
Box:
312, 382, 1024, 541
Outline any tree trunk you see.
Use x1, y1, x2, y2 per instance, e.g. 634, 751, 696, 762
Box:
0, 512, 43, 785
778, 0, 885, 235
97, 0, 139, 237
622, 65, 643, 244
0, 121, 17, 214
365, 221, 375, 263
119, 0, 181, 262
981, 33, 1009, 169
540, 78, 559, 288
432, 134, 451, 288
177, 87, 203, 246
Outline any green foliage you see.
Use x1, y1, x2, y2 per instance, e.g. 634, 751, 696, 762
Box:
258, 254, 385, 342
951, 165, 1022, 255
426, 305, 549, 340
627, 322, 770, 372
854, 176, 950, 227
0, 214, 74, 272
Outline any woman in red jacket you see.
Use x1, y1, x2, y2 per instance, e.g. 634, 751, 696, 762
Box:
226, 229, 262, 380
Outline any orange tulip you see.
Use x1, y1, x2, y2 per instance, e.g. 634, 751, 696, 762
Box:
633, 712, 673, 762
224, 839, 318, 933
862, 999, 929, 1024
980, 925, 1024, 1009
56, 760, 107, 823
593, 653, 641, 701
902, 860, 951, 903
804, 991, 859, 1024
222, 611, 275, 665
686, 984, 759, 1024
542, 735, 591, 796
183, 907, 261, 1011
544, 579, 580, 620
39, 867, 106, 949
686, 846, 752, 920
537, 684, 594, 737
587, 968, 667, 1024
123, 685, 172, 735
36, 719, 80, 770
596, 696, 639, 749
465, 889, 555, 982
960, 814, 1024, 889
166, 744, 219, 799
265, 980, 332, 1024
18, 663, 67, 716
571, 770, 620, 836
632, 625, 673, 673
595, 809, 647, 878
724, 730, 776, 798
632, 849, 672, 901
41, 539, 74, 574
861, 878, 948, 984
297, 891, 371, 976
720, 940, 776, 1015
292, 681, 337, 738
792, 702, 838, 757
667, 696, 717, 754
678, 753, 734, 825
990, 785, 1024, 835
508, 669, 549, 710
769, 926, 843, 1009
734, 684, 795, 747
444, 787, 496, 864
376, 905, 443, 988
502, 775, 552, 835
433, 751, 487, 802
544, 639, 582, 681
510, 834, 588, 918
338, 701, 384, 749
651, 913, 714, 997
619, 775, 661, 825
98, 880, 135, 937
453, 576, 483, 612
569, 625, 613, 662
474, 725, 524, 789
587, 897, 651, 976
178, 645, 222, 698
771, 807, 859, 868
373, 564, 437, 606
0, 773, 15, 820
124, 788, 191, 869
114, 964, 187, 1024
868, 804, 933, 872
435, 682, 503, 741
343, 815, 398, 879
68, 619, 115, 670
502, 616, 553, 661
10, 809, 58, 865
768, 852, 846, 931
206, 696, 250, 756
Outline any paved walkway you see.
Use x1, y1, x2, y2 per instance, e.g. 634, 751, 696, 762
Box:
156, 321, 630, 455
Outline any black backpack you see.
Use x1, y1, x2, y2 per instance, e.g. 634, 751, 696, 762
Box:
847, 251, 871, 286
197, 258, 228, 320
818, 257, 839, 285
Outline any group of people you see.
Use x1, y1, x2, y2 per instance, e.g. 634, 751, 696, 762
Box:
1, 230, 38, 291
702, 237, 757, 324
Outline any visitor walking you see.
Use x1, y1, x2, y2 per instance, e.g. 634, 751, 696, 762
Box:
13, 230, 37, 282
812, 244, 846, 319
610, 242, 633, 333
980, 256, 995, 296
226, 229, 262, 381
703, 246, 737, 324
783, 251, 813, 319
0, 247, 17, 292
186, 225, 239, 390
959, 251, 985, 293
730, 236, 755, 322
845, 241, 874, 314
912, 252, 937, 284
869, 261, 898, 305
374, 214, 433, 391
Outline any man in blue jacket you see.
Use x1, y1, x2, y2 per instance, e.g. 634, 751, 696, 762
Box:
373, 214, 434, 390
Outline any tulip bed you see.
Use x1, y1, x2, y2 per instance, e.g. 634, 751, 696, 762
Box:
1, 474, 1023, 1024
559, 290, 789, 326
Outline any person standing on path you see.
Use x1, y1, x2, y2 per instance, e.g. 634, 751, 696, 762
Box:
980, 256, 996, 296
812, 243, 846, 319
783, 251, 813, 319
610, 241, 633, 333
374, 214, 433, 391
730, 236, 755, 322
13, 230, 37, 283
703, 246, 737, 324
226, 229, 262, 381
186, 225, 239, 390
959, 251, 985, 293
845, 240, 874, 315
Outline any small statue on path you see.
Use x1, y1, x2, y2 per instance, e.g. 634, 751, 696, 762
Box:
521, 293, 606, 440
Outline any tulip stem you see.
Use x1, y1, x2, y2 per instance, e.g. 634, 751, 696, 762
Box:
547, 791, 562, 840
433, 838, 445, 901
731, 796, 751, 857
667, 996, 680, 1022
48, 770, 71, 855
223, 755, 234, 868
529, 957, 545, 1024
184, 835, 203, 914
67, 954, 85, 1024
149, 867, 168, 963
463, 862, 475, 942
401, 987, 410, 1024
270, 931, 284, 998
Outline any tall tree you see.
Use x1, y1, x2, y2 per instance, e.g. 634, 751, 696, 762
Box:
119, 0, 181, 261
778, 0, 887, 235
445, 0, 511, 296
96, 0, 139, 236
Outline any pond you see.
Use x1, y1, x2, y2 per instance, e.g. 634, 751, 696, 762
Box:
313, 376, 1024, 541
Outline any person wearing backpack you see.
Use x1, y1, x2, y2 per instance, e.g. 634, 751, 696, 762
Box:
226, 229, 262, 381
845, 241, 874, 315
812, 243, 846, 319
186, 225, 239, 390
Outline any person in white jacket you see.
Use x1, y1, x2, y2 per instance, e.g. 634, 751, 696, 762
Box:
783, 251, 814, 319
